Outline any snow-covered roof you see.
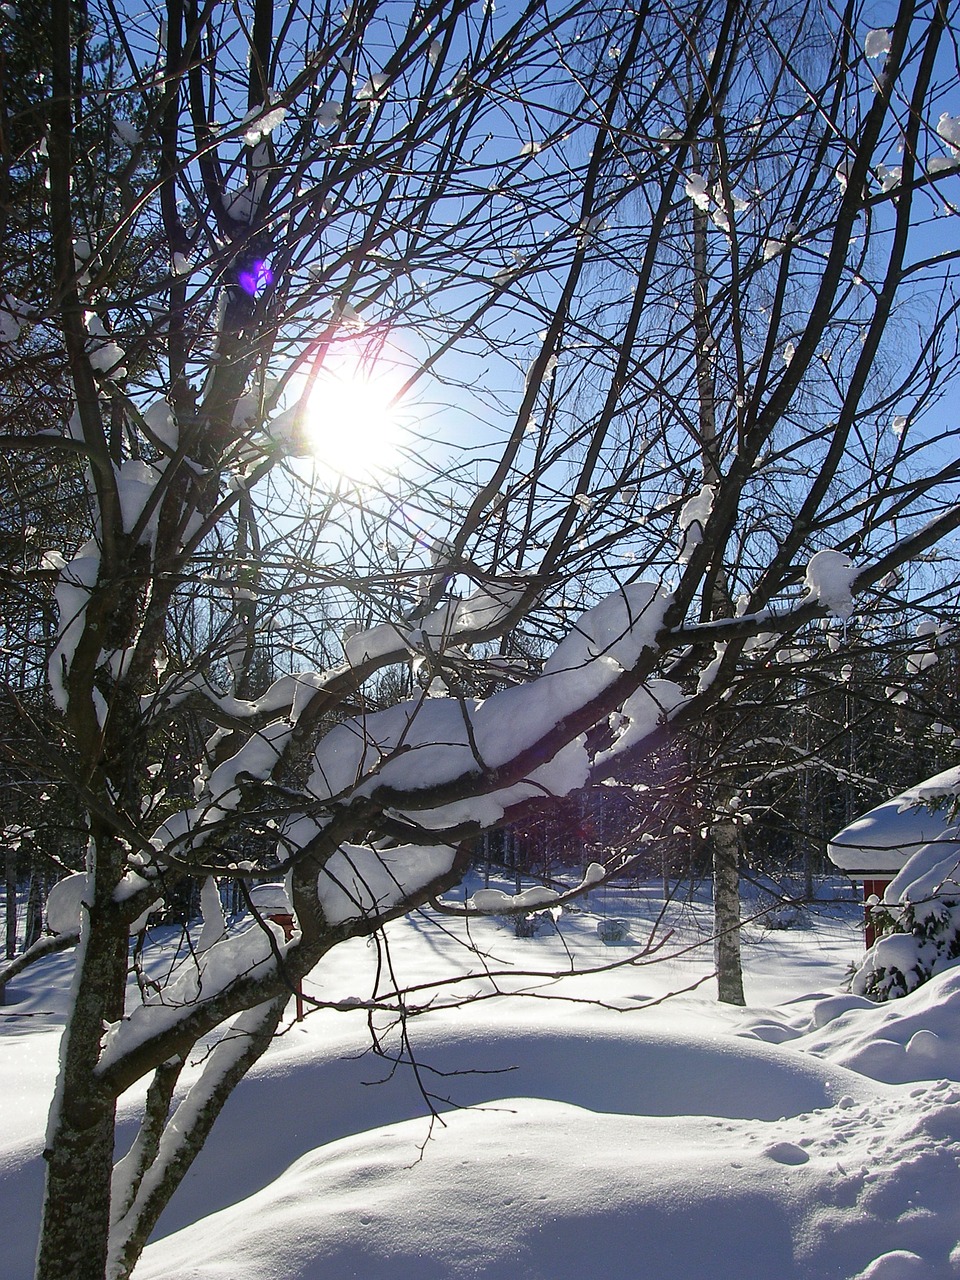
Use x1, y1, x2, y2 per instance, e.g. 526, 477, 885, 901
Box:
248, 882, 291, 915
827, 765, 960, 876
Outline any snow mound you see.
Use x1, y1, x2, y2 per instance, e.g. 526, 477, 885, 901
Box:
8, 887, 960, 1280
134, 1081, 960, 1280
794, 965, 960, 1083
856, 1254, 941, 1278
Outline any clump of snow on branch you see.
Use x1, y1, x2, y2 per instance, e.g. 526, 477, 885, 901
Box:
312, 842, 458, 925
150, 584, 676, 863
223, 176, 267, 224
0, 294, 27, 343
113, 119, 141, 147
357, 73, 388, 101
453, 580, 529, 632
906, 650, 938, 676
98, 920, 287, 1071
937, 113, 960, 149
45, 870, 160, 936
863, 29, 891, 60
308, 584, 674, 831
263, 403, 308, 454
241, 95, 287, 146
538, 582, 670, 675
677, 485, 714, 562
595, 680, 685, 765
154, 720, 295, 853
316, 100, 341, 130
696, 645, 727, 694
574, 213, 605, 248
342, 621, 408, 666
928, 153, 959, 175
467, 861, 606, 913
44, 872, 91, 935
343, 579, 530, 666
46, 542, 100, 711
684, 173, 710, 210
304, 695, 589, 832
206, 721, 294, 811
146, 668, 330, 725
116, 459, 164, 542
333, 301, 365, 332
85, 313, 126, 379
803, 549, 857, 620
469, 885, 556, 913
197, 878, 227, 952
143, 399, 179, 451
683, 176, 746, 232
930, 114, 960, 174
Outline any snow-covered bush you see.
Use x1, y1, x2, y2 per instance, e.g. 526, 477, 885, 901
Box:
762, 902, 807, 931
854, 830, 960, 1001
597, 917, 631, 943
514, 910, 557, 938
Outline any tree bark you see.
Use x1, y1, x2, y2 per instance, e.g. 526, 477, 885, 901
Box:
5, 844, 16, 960
37, 1094, 119, 1280
688, 125, 747, 1007
713, 817, 745, 1005
23, 870, 43, 949
36, 898, 128, 1280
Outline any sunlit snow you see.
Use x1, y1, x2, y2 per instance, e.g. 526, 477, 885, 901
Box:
5, 879, 960, 1279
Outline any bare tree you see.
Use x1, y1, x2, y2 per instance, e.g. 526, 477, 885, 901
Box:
1, 0, 960, 1275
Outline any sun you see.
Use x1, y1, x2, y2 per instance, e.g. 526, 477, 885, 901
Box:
305, 360, 404, 480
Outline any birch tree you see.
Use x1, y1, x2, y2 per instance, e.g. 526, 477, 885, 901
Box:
1, 0, 960, 1276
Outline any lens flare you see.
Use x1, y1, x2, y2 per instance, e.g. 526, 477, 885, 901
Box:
237, 260, 273, 297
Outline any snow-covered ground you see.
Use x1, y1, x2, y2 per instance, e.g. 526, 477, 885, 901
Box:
3, 877, 960, 1279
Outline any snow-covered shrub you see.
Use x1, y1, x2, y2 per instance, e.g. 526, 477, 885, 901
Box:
853, 839, 960, 1001
514, 910, 556, 937
762, 902, 806, 931
597, 917, 630, 943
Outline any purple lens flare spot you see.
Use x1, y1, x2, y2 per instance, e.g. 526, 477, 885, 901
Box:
238, 260, 274, 297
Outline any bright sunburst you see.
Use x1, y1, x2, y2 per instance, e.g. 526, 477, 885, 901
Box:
304, 358, 404, 480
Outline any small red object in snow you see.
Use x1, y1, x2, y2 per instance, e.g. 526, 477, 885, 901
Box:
862, 879, 891, 950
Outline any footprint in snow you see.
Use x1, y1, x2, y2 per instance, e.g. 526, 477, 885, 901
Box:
762, 1141, 810, 1165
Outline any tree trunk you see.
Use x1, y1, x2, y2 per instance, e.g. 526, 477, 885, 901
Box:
803, 841, 815, 902
37, 1095, 119, 1280
108, 997, 287, 1280
688, 148, 746, 1006
713, 818, 745, 1005
5, 844, 16, 960
24, 870, 43, 949
36, 904, 128, 1280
